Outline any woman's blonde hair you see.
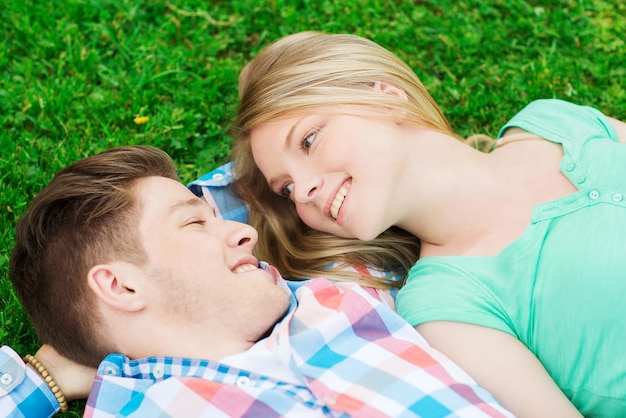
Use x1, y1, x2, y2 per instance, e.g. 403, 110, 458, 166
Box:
231, 31, 456, 287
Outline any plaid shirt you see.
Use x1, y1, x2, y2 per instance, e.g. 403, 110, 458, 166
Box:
0, 347, 59, 418
86, 273, 511, 417
2, 271, 511, 417
187, 162, 249, 224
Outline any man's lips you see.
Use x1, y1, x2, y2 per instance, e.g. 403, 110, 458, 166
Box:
232, 256, 259, 273
263, 263, 282, 284
329, 179, 351, 220
233, 261, 281, 285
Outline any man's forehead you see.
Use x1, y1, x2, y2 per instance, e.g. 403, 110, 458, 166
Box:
135, 176, 196, 209
135, 176, 218, 220
167, 196, 212, 215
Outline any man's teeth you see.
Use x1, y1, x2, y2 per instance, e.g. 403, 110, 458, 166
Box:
233, 264, 258, 273
330, 182, 350, 219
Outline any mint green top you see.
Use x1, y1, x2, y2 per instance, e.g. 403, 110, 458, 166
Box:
396, 99, 626, 417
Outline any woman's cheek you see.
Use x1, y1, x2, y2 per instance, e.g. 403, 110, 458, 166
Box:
297, 206, 330, 232
297, 205, 354, 237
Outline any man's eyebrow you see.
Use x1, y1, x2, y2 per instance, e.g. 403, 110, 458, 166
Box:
168, 197, 210, 215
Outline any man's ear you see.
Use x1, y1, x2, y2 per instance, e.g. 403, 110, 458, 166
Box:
372, 81, 408, 101
87, 263, 146, 312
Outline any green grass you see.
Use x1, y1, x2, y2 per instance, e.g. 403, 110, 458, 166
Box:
1, 0, 624, 414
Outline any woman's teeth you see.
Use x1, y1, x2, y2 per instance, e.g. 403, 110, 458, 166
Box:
330, 181, 350, 219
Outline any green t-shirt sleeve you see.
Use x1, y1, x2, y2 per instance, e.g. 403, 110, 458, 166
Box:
497, 99, 619, 147
396, 262, 518, 338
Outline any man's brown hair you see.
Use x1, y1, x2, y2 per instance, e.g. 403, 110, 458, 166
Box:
9, 145, 178, 366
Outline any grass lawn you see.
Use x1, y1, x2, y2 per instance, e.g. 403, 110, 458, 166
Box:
1, 0, 624, 415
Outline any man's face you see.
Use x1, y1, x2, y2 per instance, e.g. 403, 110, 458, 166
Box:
133, 176, 290, 343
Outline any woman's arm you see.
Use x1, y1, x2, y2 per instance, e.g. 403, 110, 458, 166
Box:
417, 321, 582, 418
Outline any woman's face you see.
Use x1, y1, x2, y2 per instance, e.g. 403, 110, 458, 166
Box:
250, 109, 409, 241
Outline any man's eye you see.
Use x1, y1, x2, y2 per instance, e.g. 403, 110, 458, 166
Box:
280, 183, 294, 198
187, 218, 205, 226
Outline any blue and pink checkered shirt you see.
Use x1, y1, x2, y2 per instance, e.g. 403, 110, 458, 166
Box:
2, 271, 511, 417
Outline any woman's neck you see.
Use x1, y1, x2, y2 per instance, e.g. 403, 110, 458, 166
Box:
392, 131, 527, 257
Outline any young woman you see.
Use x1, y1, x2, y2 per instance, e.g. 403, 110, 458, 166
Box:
232, 31, 626, 417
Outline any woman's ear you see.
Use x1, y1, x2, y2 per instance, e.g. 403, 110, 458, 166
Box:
87, 263, 146, 312
372, 81, 409, 123
372, 81, 408, 101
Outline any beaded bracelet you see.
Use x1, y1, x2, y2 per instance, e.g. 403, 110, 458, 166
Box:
23, 354, 69, 413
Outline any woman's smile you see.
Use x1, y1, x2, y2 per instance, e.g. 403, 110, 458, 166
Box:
329, 178, 351, 220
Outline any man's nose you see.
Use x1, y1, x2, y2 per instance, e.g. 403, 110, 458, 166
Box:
224, 220, 258, 249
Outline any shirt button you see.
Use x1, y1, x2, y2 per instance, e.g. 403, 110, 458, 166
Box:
235, 376, 251, 387
152, 365, 164, 379
588, 190, 599, 200
104, 366, 117, 376
613, 193, 624, 202
212, 173, 224, 181
0, 373, 13, 385
576, 175, 586, 184
565, 162, 576, 171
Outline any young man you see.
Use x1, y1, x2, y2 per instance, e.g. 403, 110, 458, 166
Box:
2, 146, 511, 417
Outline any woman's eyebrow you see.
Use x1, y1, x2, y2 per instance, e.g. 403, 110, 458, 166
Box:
284, 116, 306, 149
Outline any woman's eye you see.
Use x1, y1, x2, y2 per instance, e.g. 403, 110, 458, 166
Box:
280, 183, 294, 198
187, 218, 205, 226
301, 130, 318, 152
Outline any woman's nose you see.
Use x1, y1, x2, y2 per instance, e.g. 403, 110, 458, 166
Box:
292, 174, 322, 204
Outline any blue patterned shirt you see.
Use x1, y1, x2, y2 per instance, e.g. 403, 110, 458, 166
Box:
2, 268, 510, 417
